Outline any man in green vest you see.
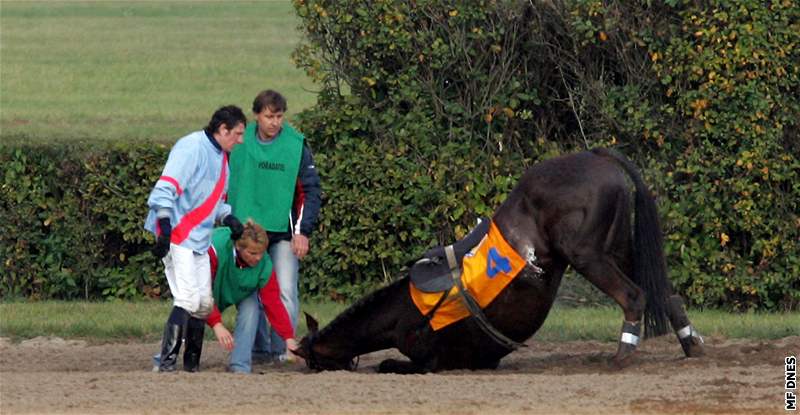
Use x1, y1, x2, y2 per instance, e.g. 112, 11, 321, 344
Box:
227, 89, 322, 362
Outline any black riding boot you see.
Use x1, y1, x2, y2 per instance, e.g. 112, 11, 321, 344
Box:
158, 306, 189, 372
183, 317, 205, 372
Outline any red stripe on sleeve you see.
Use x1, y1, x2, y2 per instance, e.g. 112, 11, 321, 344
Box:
159, 176, 183, 195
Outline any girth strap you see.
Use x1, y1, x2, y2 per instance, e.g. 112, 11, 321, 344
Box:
445, 245, 527, 351
445, 244, 459, 272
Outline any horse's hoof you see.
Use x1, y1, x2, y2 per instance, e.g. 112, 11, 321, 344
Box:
609, 343, 636, 369
681, 336, 705, 358
608, 351, 637, 369
608, 340, 638, 369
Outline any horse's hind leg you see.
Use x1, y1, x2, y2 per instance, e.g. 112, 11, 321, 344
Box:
557, 192, 647, 366
565, 252, 646, 367
665, 295, 705, 357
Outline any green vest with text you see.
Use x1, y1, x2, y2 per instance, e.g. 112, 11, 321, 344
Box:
211, 227, 272, 312
228, 122, 304, 232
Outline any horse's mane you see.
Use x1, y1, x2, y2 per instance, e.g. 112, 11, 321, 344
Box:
317, 276, 409, 338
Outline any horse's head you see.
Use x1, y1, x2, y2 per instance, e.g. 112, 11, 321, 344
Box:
294, 312, 359, 372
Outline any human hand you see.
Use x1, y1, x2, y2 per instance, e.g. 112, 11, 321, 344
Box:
223, 215, 244, 240
285, 338, 303, 364
152, 217, 171, 259
212, 323, 234, 351
292, 234, 309, 260
152, 235, 170, 259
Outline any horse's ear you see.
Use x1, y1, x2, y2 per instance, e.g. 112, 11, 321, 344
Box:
304, 312, 319, 334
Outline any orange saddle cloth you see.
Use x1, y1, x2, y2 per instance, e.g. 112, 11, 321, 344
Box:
409, 221, 527, 331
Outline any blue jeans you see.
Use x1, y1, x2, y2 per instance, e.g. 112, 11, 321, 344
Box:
229, 291, 270, 373
265, 240, 299, 355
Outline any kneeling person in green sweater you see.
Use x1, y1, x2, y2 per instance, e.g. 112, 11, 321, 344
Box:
206, 220, 299, 373
155, 220, 299, 373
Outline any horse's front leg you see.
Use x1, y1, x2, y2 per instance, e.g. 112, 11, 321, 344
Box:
377, 358, 431, 374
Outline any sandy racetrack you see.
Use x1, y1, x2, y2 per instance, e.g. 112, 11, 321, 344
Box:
1, 335, 796, 414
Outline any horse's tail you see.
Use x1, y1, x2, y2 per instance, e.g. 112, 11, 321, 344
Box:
592, 148, 670, 338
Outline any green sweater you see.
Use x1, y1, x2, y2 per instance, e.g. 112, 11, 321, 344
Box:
211, 227, 272, 312
227, 122, 304, 232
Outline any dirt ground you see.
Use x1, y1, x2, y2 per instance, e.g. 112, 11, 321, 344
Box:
0, 335, 796, 414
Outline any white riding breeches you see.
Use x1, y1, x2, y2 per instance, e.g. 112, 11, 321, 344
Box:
162, 243, 212, 315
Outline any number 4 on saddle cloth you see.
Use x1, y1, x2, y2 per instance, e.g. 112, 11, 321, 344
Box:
409, 219, 527, 331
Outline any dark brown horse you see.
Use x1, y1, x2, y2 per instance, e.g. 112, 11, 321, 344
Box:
294, 148, 704, 373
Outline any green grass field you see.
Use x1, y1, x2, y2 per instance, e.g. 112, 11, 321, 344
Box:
0, 300, 348, 342
1, 301, 797, 343
0, 0, 317, 144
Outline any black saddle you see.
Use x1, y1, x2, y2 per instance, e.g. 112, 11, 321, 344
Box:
409, 218, 490, 293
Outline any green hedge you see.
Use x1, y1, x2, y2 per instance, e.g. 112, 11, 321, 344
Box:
290, 0, 799, 309
2, 0, 798, 310
1, 144, 166, 300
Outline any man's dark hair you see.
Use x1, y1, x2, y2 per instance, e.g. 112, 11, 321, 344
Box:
252, 89, 287, 114
205, 105, 246, 135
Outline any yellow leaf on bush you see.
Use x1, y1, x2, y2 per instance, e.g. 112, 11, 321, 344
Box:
720, 233, 730, 246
